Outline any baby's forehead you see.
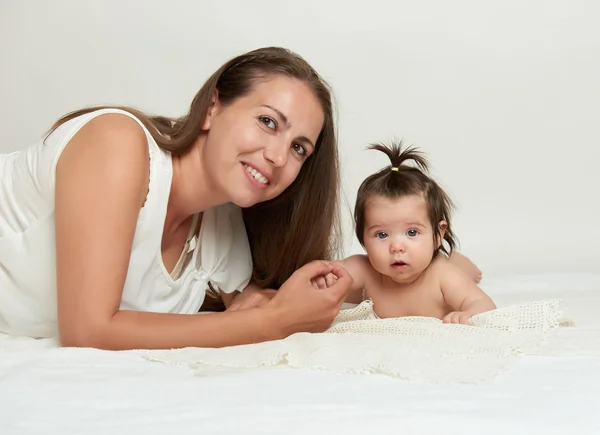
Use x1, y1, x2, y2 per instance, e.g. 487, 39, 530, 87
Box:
366, 194, 428, 212
365, 195, 431, 226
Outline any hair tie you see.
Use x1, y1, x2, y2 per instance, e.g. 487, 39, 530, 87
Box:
391, 167, 399, 172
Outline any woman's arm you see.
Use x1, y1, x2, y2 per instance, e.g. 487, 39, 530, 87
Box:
66, 262, 350, 350
55, 113, 151, 348
224, 283, 277, 312
54, 114, 352, 349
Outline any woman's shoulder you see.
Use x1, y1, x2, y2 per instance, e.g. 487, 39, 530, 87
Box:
57, 111, 150, 181
61, 110, 149, 150
52, 110, 162, 232
43, 108, 159, 180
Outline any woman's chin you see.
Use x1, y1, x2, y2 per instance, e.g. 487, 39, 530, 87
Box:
230, 195, 261, 209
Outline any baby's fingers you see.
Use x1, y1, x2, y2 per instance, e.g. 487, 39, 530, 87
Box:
324, 272, 337, 287
458, 312, 472, 325
443, 312, 460, 324
316, 275, 327, 289
443, 311, 472, 325
311, 276, 328, 289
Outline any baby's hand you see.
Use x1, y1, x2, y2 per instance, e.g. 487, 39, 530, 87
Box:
442, 311, 472, 325
311, 272, 338, 289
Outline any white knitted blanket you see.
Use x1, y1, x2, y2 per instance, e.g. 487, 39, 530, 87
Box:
145, 299, 574, 383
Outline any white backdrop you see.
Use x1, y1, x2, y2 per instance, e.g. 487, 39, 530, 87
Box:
1, 0, 598, 275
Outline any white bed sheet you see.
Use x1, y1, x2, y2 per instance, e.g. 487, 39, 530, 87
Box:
1, 273, 599, 435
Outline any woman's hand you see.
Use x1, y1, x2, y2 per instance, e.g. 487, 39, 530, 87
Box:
227, 269, 339, 312
227, 286, 277, 311
266, 260, 353, 334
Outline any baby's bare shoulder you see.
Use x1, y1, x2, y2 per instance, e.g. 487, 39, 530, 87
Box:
338, 254, 372, 275
336, 254, 375, 293
425, 256, 451, 277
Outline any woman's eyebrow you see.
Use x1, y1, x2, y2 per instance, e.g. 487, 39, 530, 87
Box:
261, 104, 290, 126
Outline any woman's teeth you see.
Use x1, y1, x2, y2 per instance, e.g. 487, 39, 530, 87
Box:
245, 164, 269, 185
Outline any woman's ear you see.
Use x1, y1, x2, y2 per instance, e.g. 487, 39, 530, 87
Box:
201, 90, 220, 130
436, 220, 448, 248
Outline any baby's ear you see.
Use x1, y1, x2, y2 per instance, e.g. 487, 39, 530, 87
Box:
436, 221, 448, 248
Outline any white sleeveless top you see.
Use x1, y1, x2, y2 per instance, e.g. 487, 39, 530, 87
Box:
0, 108, 253, 338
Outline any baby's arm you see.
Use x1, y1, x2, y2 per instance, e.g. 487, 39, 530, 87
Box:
439, 261, 496, 324
334, 255, 369, 304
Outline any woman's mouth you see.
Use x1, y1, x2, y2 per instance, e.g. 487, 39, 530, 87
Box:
242, 163, 270, 188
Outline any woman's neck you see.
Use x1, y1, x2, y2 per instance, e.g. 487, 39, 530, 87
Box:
165, 142, 228, 230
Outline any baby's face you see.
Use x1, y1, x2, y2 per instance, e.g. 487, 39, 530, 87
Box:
362, 194, 439, 283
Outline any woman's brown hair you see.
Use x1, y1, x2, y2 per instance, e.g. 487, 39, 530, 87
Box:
46, 46, 341, 291
354, 141, 457, 257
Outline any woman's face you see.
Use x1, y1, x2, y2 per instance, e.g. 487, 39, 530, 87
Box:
200, 75, 325, 208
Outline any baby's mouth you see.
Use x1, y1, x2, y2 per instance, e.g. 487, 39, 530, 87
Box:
391, 260, 408, 267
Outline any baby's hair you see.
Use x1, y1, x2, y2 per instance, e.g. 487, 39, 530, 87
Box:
354, 140, 457, 257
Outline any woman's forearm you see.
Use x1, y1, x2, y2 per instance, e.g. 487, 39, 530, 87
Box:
61, 307, 285, 350
59, 260, 354, 350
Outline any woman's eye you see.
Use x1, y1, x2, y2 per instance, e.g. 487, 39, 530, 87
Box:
407, 229, 419, 237
259, 116, 276, 130
292, 143, 307, 156
376, 232, 388, 239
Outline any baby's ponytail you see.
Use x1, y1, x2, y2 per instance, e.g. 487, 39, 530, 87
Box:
368, 141, 429, 174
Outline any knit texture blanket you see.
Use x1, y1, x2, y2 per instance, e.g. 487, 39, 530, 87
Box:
145, 299, 574, 383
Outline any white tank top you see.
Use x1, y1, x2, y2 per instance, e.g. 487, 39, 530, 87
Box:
0, 108, 253, 338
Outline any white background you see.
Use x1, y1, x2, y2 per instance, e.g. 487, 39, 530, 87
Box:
1, 0, 598, 275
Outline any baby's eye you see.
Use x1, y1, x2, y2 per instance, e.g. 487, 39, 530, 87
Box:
259, 116, 276, 130
292, 143, 307, 156
407, 229, 419, 237
376, 231, 388, 239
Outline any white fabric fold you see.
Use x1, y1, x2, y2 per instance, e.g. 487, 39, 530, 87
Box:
145, 299, 576, 383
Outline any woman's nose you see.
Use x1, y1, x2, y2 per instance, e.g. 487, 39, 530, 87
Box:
263, 139, 288, 167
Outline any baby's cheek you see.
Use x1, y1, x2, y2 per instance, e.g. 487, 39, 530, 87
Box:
370, 255, 389, 275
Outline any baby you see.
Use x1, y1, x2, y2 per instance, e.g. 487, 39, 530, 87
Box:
336, 141, 496, 324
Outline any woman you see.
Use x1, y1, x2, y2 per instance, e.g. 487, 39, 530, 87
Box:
0, 46, 353, 349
